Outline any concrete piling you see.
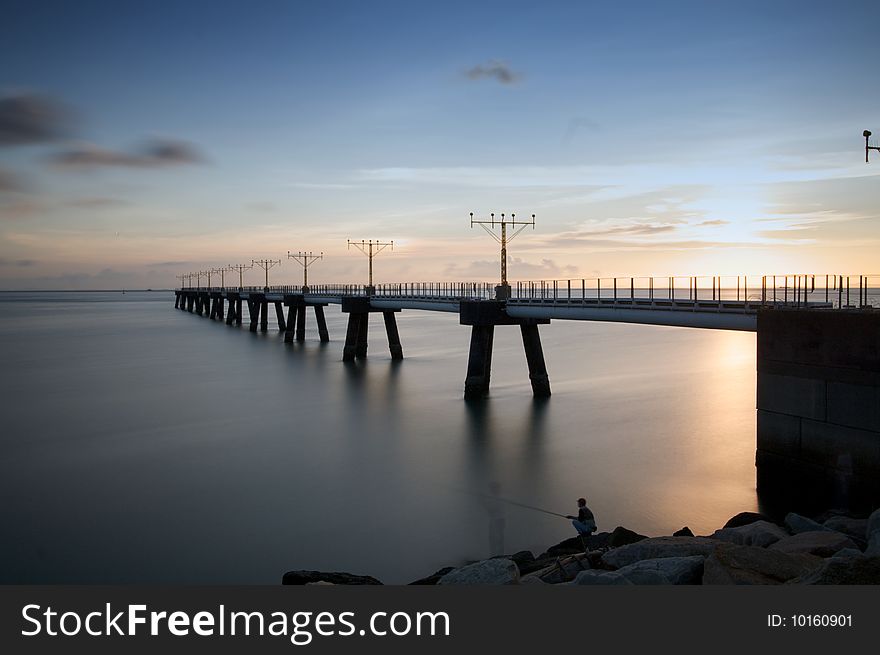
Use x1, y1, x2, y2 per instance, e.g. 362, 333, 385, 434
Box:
315, 306, 330, 343
383, 311, 403, 360
464, 325, 495, 399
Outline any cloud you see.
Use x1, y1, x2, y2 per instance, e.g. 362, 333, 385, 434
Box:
50, 138, 204, 169
444, 257, 577, 279
65, 196, 127, 208
0, 92, 72, 146
0, 258, 38, 267
695, 219, 729, 227
0, 199, 43, 220
465, 60, 522, 84
0, 167, 24, 192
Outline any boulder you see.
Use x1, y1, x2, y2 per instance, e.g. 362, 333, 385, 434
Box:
282, 570, 383, 585
795, 556, 880, 585
784, 512, 828, 535
408, 567, 455, 585
703, 543, 822, 585
822, 516, 868, 547
723, 512, 773, 529
769, 531, 857, 558
602, 536, 721, 570
615, 556, 704, 585
608, 526, 649, 549
533, 554, 592, 584
572, 570, 634, 585
711, 520, 788, 548
831, 548, 863, 560
867, 509, 880, 557
438, 558, 519, 585
673, 527, 694, 537
541, 532, 608, 558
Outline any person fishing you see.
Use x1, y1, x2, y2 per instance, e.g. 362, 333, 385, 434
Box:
566, 497, 597, 536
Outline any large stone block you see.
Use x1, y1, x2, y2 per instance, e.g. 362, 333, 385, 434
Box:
757, 373, 825, 420
799, 419, 880, 473
756, 410, 801, 456
827, 381, 880, 433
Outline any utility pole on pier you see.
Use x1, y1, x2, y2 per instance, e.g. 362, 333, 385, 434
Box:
212, 266, 232, 289
865, 130, 880, 163
253, 259, 281, 291
287, 251, 323, 292
347, 240, 393, 292
204, 269, 214, 288
470, 212, 535, 299
194, 271, 203, 288
229, 263, 254, 290
176, 274, 187, 289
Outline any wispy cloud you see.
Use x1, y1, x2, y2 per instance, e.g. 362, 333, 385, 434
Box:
50, 139, 204, 169
696, 219, 729, 227
464, 59, 522, 85
0, 92, 72, 146
0, 258, 38, 267
0, 167, 24, 192
444, 256, 576, 279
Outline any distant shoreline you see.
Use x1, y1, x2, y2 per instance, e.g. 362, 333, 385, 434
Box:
0, 289, 173, 293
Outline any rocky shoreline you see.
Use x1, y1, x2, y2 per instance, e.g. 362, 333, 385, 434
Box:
282, 507, 880, 585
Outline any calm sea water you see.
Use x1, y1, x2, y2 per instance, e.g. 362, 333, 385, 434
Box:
0, 291, 758, 584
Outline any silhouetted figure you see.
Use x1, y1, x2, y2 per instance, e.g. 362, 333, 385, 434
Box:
567, 497, 596, 536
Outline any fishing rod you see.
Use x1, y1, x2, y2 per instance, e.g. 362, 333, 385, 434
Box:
477, 492, 569, 519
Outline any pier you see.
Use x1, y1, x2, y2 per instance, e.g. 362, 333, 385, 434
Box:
174, 274, 880, 507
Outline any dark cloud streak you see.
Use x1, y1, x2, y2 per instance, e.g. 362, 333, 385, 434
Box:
0, 93, 72, 146
465, 60, 522, 84
50, 139, 204, 169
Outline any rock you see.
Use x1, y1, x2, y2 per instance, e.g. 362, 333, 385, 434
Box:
711, 520, 788, 548
822, 516, 868, 548
282, 570, 383, 585
673, 527, 694, 537
408, 567, 455, 585
795, 556, 880, 584
534, 554, 592, 584
769, 531, 857, 558
867, 508, 880, 540
519, 574, 548, 585
784, 512, 828, 535
723, 512, 773, 529
573, 570, 634, 585
615, 556, 704, 585
507, 550, 536, 571
602, 536, 720, 570
703, 543, 822, 585
867, 509, 880, 557
438, 558, 519, 585
541, 533, 608, 558
608, 526, 649, 549
831, 548, 863, 560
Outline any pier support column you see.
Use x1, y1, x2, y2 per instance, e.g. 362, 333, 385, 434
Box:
355, 313, 368, 359
459, 300, 551, 399
174, 293, 180, 309
187, 295, 194, 312
260, 300, 269, 332
274, 302, 286, 331
520, 324, 551, 397
248, 299, 259, 332
226, 297, 236, 325
296, 305, 307, 342
315, 306, 330, 342
464, 326, 495, 399
217, 296, 224, 321
235, 298, 242, 326
383, 311, 403, 360
284, 304, 297, 343
343, 313, 364, 362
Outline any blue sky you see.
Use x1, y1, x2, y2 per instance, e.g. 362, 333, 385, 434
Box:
1, 0, 878, 288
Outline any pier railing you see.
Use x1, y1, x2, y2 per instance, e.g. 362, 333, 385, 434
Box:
177, 274, 880, 309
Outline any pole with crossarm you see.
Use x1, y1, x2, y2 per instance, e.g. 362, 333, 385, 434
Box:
287, 251, 323, 292
229, 263, 253, 290
253, 259, 281, 291
865, 130, 880, 163
470, 212, 535, 299
212, 266, 232, 289
347, 240, 393, 290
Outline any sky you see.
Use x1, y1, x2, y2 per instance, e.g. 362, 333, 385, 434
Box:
0, 0, 878, 289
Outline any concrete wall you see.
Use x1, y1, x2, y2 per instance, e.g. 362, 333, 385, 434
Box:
756, 309, 880, 511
